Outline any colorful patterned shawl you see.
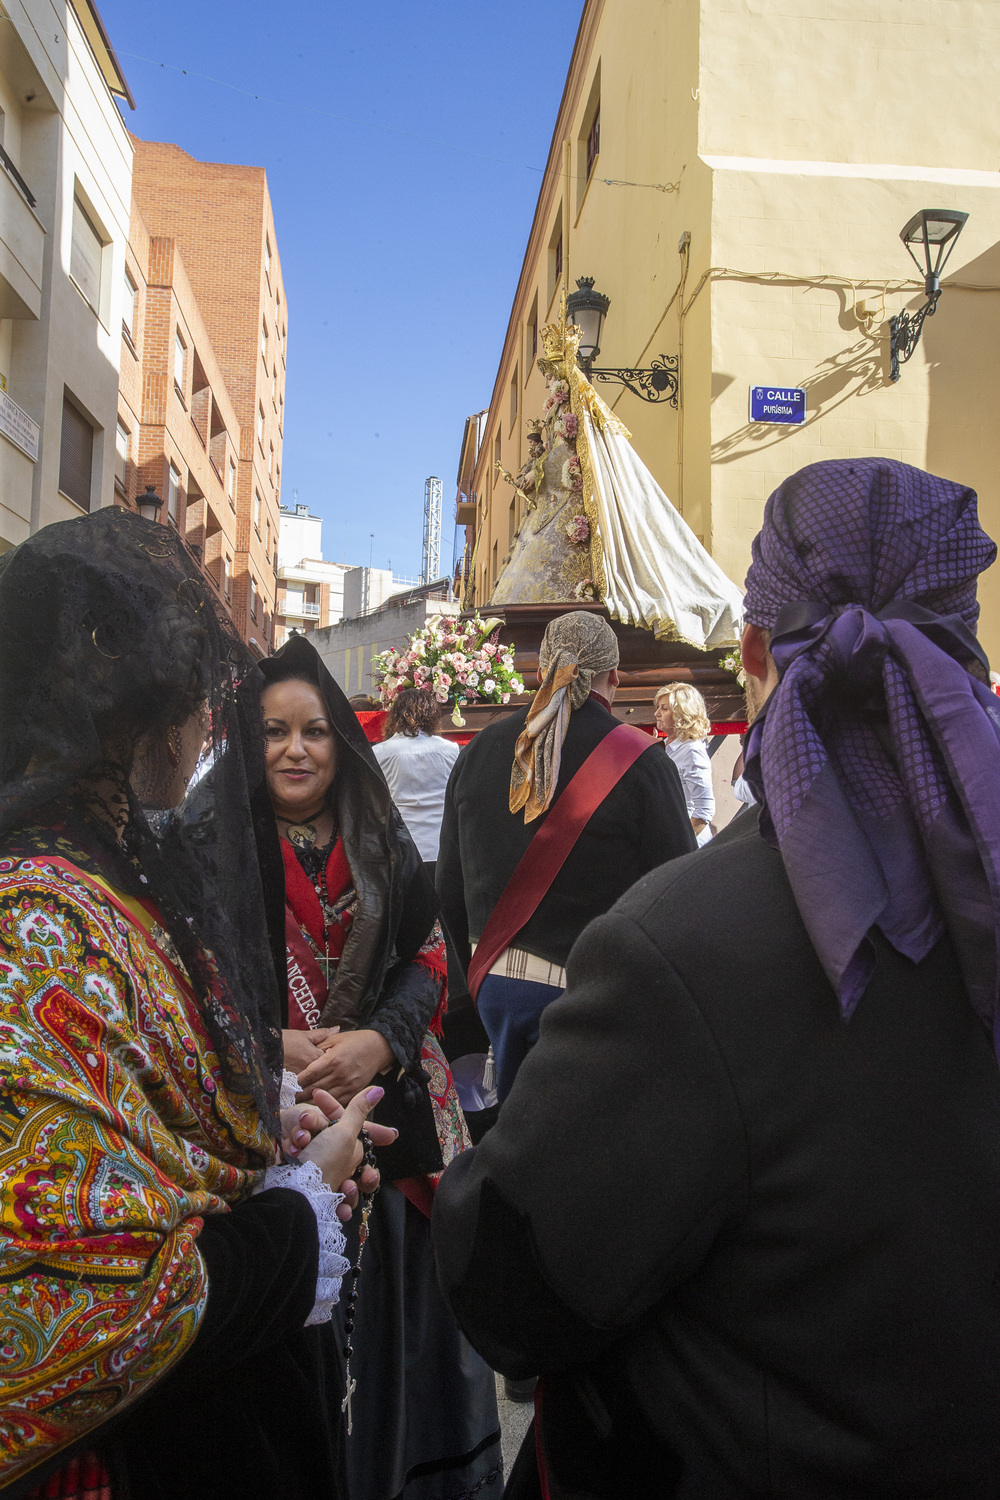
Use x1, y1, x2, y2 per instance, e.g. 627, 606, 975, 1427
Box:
0, 831, 275, 1489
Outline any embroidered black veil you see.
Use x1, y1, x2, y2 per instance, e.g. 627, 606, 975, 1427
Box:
0, 507, 282, 1141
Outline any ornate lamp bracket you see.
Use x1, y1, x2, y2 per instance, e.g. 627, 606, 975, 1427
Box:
888, 292, 940, 383
585, 354, 680, 407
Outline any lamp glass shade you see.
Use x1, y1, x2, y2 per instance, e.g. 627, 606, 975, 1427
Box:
137, 486, 163, 523
566, 276, 611, 364
573, 305, 604, 362
899, 208, 969, 281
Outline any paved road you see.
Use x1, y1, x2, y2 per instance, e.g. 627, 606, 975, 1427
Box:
496, 1372, 533, 1479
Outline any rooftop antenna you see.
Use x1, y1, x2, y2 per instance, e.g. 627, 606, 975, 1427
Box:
422, 476, 442, 584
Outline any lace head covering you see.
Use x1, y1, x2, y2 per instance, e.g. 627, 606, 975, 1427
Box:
0, 507, 283, 1145
510, 610, 619, 822
260, 634, 438, 1029
743, 457, 1000, 1055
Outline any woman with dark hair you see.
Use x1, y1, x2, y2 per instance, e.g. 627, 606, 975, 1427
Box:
0, 508, 395, 1500
261, 635, 501, 1500
374, 687, 460, 873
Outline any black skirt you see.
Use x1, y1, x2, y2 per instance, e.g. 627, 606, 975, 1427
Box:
336, 1181, 502, 1500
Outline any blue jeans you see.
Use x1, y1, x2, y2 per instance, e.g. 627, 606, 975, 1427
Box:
476, 973, 565, 1101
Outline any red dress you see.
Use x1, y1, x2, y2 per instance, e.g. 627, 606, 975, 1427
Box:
281, 835, 470, 1215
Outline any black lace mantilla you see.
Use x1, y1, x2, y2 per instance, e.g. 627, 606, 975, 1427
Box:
0, 508, 283, 1147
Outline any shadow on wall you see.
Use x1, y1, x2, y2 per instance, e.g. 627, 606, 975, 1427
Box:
922, 240, 1000, 658
711, 334, 885, 466
709, 282, 888, 466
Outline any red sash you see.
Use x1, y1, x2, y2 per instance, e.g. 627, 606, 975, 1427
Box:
467, 722, 653, 1002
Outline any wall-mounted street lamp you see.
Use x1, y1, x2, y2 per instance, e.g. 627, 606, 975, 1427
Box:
889, 209, 968, 381
567, 277, 680, 406
137, 485, 163, 523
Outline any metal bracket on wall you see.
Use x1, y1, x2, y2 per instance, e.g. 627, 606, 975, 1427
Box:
586, 353, 680, 406
888, 292, 939, 382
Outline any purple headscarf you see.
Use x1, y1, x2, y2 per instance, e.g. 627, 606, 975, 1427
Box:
743, 457, 1000, 1054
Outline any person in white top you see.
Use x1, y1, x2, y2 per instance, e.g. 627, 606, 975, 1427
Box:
373, 687, 461, 866
653, 682, 715, 846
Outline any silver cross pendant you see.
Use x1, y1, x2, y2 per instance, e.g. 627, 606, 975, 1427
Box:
341, 1372, 357, 1435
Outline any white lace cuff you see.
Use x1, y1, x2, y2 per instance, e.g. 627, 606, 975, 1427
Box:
280, 1068, 300, 1108
257, 1159, 350, 1326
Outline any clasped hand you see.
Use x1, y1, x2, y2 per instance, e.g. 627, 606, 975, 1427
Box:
283, 1026, 396, 1106
279, 1085, 397, 1221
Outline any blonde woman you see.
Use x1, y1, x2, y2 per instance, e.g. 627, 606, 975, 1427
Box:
654, 682, 715, 845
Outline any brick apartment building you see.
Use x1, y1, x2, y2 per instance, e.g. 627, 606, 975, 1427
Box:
117, 199, 242, 621
117, 140, 286, 652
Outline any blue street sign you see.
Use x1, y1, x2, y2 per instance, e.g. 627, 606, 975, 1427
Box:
749, 386, 806, 425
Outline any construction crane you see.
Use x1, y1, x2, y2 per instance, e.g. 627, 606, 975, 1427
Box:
422, 476, 442, 585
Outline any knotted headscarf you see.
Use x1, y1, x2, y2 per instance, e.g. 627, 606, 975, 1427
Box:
743, 457, 1000, 1056
510, 611, 619, 822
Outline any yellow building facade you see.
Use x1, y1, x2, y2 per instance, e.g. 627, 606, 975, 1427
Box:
458, 0, 1000, 658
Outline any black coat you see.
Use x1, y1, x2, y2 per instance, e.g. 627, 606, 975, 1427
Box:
436, 696, 695, 969
432, 812, 1000, 1499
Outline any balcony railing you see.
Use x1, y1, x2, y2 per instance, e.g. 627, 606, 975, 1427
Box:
0, 143, 35, 209
302, 601, 320, 617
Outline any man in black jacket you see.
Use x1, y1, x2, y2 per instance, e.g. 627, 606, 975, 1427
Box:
436, 610, 694, 1102
432, 459, 1000, 1498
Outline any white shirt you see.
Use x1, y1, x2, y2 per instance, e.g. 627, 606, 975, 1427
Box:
373, 730, 460, 862
663, 736, 715, 846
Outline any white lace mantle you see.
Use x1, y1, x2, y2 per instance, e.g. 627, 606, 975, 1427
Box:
261, 1070, 350, 1326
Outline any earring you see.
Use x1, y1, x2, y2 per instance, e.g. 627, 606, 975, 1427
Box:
167, 726, 183, 769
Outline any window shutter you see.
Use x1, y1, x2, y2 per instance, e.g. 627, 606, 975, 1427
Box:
71, 198, 102, 310
59, 398, 94, 510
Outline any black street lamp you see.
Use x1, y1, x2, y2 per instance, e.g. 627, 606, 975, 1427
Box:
889, 209, 968, 381
566, 276, 610, 364
137, 485, 163, 523
566, 276, 679, 406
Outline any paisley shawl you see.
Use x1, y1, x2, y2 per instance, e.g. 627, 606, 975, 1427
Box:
0, 832, 275, 1489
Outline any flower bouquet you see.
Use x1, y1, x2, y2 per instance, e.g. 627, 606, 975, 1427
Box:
372, 614, 526, 727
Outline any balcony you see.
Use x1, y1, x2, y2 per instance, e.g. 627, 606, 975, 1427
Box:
0, 151, 44, 320
280, 596, 320, 620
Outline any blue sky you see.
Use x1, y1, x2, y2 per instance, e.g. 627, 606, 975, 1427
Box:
100, 0, 583, 578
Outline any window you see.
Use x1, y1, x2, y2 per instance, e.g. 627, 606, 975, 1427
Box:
508, 499, 516, 548
271, 368, 277, 404
167, 463, 181, 525
586, 103, 601, 179
115, 419, 129, 488
257, 405, 264, 446
123, 271, 136, 342
59, 395, 93, 510
250, 577, 258, 621
227, 458, 236, 503
527, 297, 538, 367
509, 368, 518, 428
269, 443, 274, 480
70, 196, 103, 312
548, 211, 564, 304
223, 554, 232, 599
174, 330, 186, 394
279, 394, 284, 431
493, 433, 501, 472
491, 540, 498, 587
266, 517, 271, 554
253, 489, 261, 531
261, 318, 268, 363
264, 237, 271, 280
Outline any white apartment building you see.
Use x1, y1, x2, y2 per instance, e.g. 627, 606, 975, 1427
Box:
276, 500, 353, 647
0, 0, 134, 551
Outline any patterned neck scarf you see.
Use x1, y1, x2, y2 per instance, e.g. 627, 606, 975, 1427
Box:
510, 611, 619, 822
744, 457, 1000, 1052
